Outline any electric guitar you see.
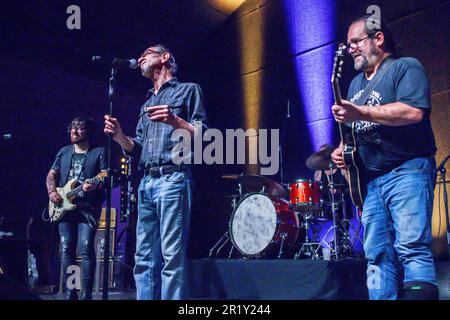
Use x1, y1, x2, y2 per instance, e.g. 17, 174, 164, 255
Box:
331, 43, 365, 208
48, 171, 107, 223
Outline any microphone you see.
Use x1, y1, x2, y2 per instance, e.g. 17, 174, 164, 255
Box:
1, 133, 12, 141
92, 56, 139, 69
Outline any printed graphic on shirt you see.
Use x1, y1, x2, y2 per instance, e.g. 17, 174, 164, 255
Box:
68, 153, 85, 181
350, 89, 382, 145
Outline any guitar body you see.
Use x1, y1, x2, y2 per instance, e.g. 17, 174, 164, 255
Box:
341, 124, 365, 208
48, 179, 78, 223
47, 171, 107, 223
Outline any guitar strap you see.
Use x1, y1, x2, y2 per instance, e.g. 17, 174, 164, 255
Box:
354, 56, 396, 106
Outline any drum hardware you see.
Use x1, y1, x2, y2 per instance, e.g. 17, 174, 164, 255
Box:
208, 177, 245, 259
227, 244, 235, 259
277, 232, 288, 259
294, 212, 321, 259
326, 162, 339, 259
208, 231, 231, 259
349, 219, 364, 258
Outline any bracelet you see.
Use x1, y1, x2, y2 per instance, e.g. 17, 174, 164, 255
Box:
48, 190, 57, 195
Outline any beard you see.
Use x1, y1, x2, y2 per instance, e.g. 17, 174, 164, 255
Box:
353, 42, 379, 71
71, 136, 88, 145
353, 54, 369, 71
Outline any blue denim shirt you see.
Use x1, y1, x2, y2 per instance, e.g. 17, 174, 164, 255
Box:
127, 78, 207, 169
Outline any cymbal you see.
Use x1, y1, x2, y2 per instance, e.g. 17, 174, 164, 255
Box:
221, 174, 241, 180
239, 174, 287, 198
306, 148, 336, 171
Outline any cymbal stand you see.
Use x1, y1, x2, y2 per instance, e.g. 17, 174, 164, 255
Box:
294, 212, 321, 259
349, 214, 364, 258
207, 183, 243, 259
338, 191, 353, 255
326, 162, 339, 259
332, 191, 365, 258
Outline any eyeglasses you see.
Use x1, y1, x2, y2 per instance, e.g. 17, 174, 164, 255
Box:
347, 35, 371, 51
68, 125, 87, 133
140, 48, 164, 58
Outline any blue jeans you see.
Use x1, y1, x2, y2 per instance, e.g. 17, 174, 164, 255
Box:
134, 170, 192, 300
59, 211, 96, 294
362, 157, 437, 300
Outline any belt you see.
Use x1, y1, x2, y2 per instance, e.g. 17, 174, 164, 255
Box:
143, 164, 184, 178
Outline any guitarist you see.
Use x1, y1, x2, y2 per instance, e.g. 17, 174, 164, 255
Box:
331, 15, 438, 300
46, 116, 106, 300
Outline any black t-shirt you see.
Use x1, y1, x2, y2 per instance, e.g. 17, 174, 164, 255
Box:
51, 145, 106, 210
347, 57, 436, 176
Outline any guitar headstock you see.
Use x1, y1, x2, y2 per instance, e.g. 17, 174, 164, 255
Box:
331, 43, 346, 83
97, 170, 108, 181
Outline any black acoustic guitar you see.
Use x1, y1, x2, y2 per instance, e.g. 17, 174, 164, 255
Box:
331, 43, 365, 208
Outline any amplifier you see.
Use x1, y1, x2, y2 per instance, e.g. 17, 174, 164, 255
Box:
98, 208, 117, 229
94, 228, 115, 257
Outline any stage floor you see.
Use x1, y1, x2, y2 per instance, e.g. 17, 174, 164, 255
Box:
36, 260, 449, 300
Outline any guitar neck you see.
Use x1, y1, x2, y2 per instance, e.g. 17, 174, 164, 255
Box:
332, 78, 343, 106
66, 176, 100, 199
332, 78, 346, 141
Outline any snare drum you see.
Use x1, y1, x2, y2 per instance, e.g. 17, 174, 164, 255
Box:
289, 179, 323, 211
229, 193, 299, 257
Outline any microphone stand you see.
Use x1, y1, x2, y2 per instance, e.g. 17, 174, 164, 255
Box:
102, 65, 118, 300
436, 154, 450, 259
279, 100, 290, 186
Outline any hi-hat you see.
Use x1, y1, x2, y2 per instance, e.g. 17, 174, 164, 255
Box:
306, 147, 336, 171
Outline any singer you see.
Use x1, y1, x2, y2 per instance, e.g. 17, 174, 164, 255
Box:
331, 15, 438, 300
104, 44, 207, 300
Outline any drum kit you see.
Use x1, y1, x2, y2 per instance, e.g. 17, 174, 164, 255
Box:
208, 146, 364, 261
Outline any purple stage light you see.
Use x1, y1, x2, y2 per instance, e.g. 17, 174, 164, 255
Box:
284, 0, 337, 151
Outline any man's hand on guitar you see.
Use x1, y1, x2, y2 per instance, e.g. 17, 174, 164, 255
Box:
331, 145, 347, 169
49, 191, 62, 204
332, 99, 367, 124
82, 181, 96, 192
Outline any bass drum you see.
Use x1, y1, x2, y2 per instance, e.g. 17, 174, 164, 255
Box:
229, 193, 299, 258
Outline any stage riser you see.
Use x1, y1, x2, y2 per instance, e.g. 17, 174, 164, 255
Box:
188, 259, 368, 300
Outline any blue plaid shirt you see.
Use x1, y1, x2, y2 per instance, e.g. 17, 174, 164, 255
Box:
128, 78, 207, 169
